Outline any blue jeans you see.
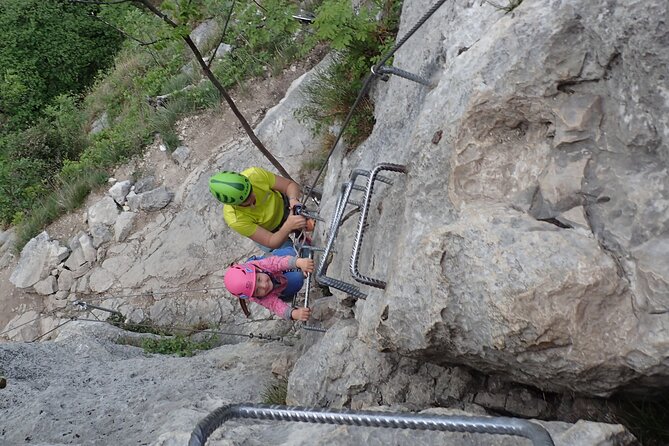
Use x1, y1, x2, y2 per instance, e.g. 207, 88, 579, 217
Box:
270, 245, 304, 301
254, 237, 294, 254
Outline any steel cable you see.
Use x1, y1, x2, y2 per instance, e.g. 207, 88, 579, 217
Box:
303, 0, 450, 204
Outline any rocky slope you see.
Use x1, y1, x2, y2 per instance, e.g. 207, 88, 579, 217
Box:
2, 0, 668, 444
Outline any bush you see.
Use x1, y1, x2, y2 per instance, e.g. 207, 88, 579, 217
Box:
141, 334, 216, 357
297, 0, 402, 148
0, 0, 123, 131
262, 378, 288, 404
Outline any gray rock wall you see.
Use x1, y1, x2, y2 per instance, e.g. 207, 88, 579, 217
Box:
319, 0, 669, 396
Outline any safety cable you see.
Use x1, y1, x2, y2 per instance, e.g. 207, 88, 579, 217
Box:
302, 0, 449, 204
65, 285, 229, 306
0, 309, 60, 338
30, 318, 75, 343
0, 314, 44, 337
75, 318, 286, 342
374, 0, 448, 69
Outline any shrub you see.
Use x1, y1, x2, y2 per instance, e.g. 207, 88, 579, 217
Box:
0, 0, 123, 131
297, 0, 402, 149
262, 378, 289, 404
141, 334, 216, 357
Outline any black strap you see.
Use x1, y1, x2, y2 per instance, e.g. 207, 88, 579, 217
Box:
271, 193, 291, 233
239, 298, 251, 318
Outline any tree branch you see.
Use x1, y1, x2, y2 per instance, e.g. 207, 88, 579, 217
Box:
70, 0, 293, 179
134, 0, 292, 179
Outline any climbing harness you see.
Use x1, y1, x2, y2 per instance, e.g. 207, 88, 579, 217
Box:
188, 403, 555, 446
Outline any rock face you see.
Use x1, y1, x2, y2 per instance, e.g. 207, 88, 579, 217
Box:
0, 322, 636, 446
9, 232, 68, 288
1, 0, 666, 443
0, 322, 292, 445
329, 0, 669, 397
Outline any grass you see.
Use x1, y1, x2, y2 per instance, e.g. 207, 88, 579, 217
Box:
262, 378, 288, 404
9, 1, 316, 250
15, 168, 108, 249
140, 334, 216, 357
110, 314, 218, 357
296, 57, 376, 149
611, 394, 669, 445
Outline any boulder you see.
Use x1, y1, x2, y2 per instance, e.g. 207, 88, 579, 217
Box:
10, 232, 68, 289
109, 180, 133, 205
127, 186, 174, 212
87, 196, 119, 227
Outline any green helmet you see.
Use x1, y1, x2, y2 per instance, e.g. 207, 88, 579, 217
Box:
209, 171, 251, 205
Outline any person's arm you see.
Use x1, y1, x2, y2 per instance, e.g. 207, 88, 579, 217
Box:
248, 222, 302, 249
249, 294, 292, 320
296, 257, 314, 275
252, 255, 296, 273
291, 307, 311, 321
249, 294, 310, 321
272, 175, 302, 210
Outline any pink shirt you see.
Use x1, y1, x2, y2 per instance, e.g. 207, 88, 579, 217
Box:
245, 255, 298, 320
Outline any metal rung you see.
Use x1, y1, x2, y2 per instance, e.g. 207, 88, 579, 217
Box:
315, 172, 371, 298
350, 163, 407, 289
189, 404, 555, 446
373, 65, 431, 86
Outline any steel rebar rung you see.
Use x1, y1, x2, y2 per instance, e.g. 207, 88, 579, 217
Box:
189, 404, 555, 446
316, 171, 372, 299
350, 163, 407, 289
374, 65, 431, 86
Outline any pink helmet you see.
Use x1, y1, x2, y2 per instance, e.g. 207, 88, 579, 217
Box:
224, 264, 256, 298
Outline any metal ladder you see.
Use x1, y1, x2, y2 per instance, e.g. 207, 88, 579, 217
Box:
315, 163, 407, 298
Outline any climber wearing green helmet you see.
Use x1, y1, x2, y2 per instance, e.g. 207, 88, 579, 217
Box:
209, 167, 307, 251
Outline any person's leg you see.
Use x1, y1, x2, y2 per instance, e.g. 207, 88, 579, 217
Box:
280, 270, 304, 300
269, 238, 295, 255
270, 244, 297, 257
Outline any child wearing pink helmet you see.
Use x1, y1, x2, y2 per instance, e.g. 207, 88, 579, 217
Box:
224, 248, 314, 321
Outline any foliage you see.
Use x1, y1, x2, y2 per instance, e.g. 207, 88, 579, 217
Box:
141, 334, 216, 357
13, 168, 108, 249
0, 156, 50, 225
0, 0, 123, 131
3, 0, 317, 246
297, 0, 402, 148
612, 394, 669, 446
262, 378, 288, 405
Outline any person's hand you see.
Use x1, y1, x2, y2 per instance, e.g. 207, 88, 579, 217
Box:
284, 214, 306, 231
290, 199, 303, 212
291, 307, 311, 321
296, 258, 314, 274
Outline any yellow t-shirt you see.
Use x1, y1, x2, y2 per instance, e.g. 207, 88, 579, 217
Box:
223, 167, 286, 237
